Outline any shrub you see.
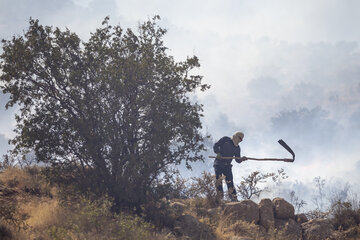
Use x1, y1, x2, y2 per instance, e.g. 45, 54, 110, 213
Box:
44, 196, 157, 240
188, 171, 222, 208
330, 201, 360, 230
144, 200, 177, 229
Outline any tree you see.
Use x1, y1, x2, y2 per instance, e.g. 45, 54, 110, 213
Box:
0, 16, 210, 211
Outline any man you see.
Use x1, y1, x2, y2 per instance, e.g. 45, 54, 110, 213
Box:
213, 131, 247, 201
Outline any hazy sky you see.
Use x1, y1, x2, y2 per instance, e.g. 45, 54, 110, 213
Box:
1, 0, 360, 207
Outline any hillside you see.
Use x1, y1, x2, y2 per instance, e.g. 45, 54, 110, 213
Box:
1, 167, 360, 240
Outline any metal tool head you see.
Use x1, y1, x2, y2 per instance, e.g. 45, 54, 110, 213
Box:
278, 139, 295, 162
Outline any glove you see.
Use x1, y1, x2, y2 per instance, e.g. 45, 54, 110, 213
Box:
216, 153, 222, 159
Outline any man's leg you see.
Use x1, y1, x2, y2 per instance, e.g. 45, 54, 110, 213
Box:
214, 165, 224, 199
224, 165, 238, 201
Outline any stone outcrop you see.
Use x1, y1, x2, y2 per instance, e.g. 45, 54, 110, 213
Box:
272, 197, 295, 219
258, 198, 275, 230
295, 213, 308, 224
223, 200, 260, 224
302, 219, 333, 240
170, 197, 336, 240
275, 218, 303, 240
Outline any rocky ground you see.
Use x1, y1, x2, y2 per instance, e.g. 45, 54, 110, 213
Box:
1, 167, 360, 239
168, 197, 360, 240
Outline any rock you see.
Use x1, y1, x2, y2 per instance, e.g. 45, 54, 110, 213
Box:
302, 218, 333, 240
272, 197, 295, 220
274, 218, 302, 240
173, 214, 216, 240
295, 213, 308, 224
169, 202, 186, 216
223, 200, 259, 224
258, 198, 275, 230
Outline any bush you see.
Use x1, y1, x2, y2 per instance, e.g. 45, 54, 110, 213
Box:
44, 196, 157, 240
144, 200, 177, 229
330, 201, 360, 230
188, 171, 222, 208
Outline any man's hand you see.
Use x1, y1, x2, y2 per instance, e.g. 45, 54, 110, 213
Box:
236, 156, 247, 163
216, 153, 222, 159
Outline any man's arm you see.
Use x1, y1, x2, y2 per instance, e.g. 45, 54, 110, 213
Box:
213, 137, 225, 154
234, 147, 247, 163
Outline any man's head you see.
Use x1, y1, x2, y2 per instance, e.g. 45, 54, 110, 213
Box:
232, 131, 244, 146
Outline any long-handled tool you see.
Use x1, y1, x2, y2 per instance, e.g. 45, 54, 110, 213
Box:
209, 139, 295, 162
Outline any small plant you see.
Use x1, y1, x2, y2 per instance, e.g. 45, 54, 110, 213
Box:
237, 171, 275, 200
0, 155, 16, 171
188, 171, 222, 208
289, 190, 307, 213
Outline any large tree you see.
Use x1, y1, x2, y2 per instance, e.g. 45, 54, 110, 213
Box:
0, 16, 209, 211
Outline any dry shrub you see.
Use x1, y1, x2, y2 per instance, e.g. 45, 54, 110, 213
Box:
340, 225, 360, 239
330, 201, 360, 231
0, 166, 52, 197
144, 200, 177, 229
44, 196, 158, 240
23, 199, 61, 230
216, 219, 267, 240
188, 171, 223, 208
267, 226, 295, 240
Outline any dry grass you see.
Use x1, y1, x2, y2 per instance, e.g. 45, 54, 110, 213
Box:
1, 167, 173, 240
22, 198, 61, 229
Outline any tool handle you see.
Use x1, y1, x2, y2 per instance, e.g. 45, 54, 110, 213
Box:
208, 156, 294, 162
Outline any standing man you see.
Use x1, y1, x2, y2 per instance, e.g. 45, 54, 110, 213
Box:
213, 131, 247, 201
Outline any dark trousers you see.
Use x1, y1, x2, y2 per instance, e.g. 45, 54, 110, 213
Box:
214, 164, 236, 198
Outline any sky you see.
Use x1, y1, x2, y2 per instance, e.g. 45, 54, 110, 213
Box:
1, 0, 360, 209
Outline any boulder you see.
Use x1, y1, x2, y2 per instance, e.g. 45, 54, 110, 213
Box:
272, 198, 295, 220
258, 198, 275, 230
173, 214, 216, 240
223, 200, 259, 224
295, 213, 308, 224
274, 218, 302, 240
302, 219, 333, 240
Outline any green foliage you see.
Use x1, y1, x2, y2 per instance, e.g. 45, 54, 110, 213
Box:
0, 16, 209, 211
